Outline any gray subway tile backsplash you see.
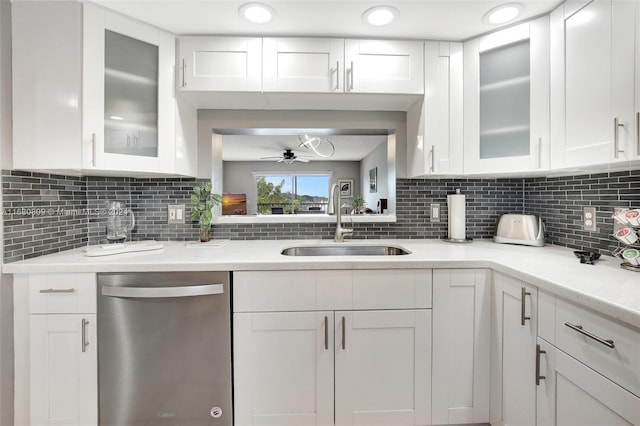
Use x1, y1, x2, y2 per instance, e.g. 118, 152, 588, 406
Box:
3, 169, 639, 262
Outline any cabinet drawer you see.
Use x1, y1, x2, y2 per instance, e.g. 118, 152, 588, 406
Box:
555, 297, 640, 396
29, 273, 97, 314
233, 269, 432, 312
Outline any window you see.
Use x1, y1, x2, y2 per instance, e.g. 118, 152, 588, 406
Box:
256, 173, 330, 214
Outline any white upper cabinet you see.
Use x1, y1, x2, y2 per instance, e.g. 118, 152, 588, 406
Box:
178, 37, 262, 91
344, 39, 424, 94
263, 38, 344, 92
464, 17, 550, 174
550, 0, 636, 168
83, 3, 177, 174
12, 1, 195, 176
180, 37, 423, 95
407, 41, 463, 177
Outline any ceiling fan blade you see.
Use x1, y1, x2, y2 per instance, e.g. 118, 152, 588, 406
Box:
295, 158, 310, 163
259, 156, 283, 160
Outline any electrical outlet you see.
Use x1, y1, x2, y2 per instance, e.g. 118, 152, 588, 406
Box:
168, 204, 185, 224
430, 203, 440, 223
583, 207, 596, 231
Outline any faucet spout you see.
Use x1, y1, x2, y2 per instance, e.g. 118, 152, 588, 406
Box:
330, 183, 353, 242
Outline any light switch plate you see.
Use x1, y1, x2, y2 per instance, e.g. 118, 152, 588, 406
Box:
430, 203, 440, 223
583, 207, 596, 232
168, 204, 185, 224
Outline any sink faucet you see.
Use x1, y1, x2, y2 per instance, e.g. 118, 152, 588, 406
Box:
329, 183, 353, 242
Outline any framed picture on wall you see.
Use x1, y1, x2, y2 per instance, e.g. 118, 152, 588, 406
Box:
369, 167, 377, 193
338, 179, 354, 197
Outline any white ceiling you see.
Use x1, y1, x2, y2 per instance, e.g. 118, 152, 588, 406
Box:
90, 0, 562, 41
222, 134, 387, 161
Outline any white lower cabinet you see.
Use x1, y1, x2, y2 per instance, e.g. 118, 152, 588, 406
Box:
30, 314, 97, 426
335, 310, 431, 426
13, 273, 98, 426
432, 269, 491, 424
536, 292, 640, 426
234, 310, 430, 426
233, 311, 334, 426
232, 269, 432, 426
490, 272, 538, 426
537, 338, 640, 426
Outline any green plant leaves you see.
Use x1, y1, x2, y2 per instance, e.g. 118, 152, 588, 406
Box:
190, 181, 221, 225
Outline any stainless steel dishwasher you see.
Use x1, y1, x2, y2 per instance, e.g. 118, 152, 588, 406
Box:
98, 272, 232, 426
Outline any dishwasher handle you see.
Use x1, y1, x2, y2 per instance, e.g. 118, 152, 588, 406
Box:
101, 283, 224, 299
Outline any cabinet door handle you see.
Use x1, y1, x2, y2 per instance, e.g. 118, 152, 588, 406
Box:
91, 133, 97, 167
521, 286, 531, 326
537, 137, 543, 169
81, 318, 89, 353
324, 316, 329, 350
429, 145, 435, 173
614, 117, 625, 158
335, 61, 340, 91
349, 61, 354, 91
564, 322, 615, 349
636, 112, 640, 155
181, 59, 187, 88
39, 288, 76, 294
535, 344, 546, 385
341, 316, 346, 350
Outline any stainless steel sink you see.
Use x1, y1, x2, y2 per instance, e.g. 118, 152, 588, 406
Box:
281, 244, 410, 256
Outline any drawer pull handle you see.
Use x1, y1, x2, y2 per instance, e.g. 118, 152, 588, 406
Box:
39, 288, 76, 294
564, 322, 615, 349
341, 316, 346, 350
521, 286, 531, 326
535, 344, 546, 386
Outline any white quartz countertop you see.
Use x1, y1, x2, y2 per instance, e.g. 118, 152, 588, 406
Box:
4, 239, 640, 329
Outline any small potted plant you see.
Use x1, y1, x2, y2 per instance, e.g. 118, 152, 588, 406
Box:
189, 182, 222, 242
350, 195, 366, 214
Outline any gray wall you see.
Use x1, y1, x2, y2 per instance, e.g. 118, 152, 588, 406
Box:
526, 170, 640, 254
223, 161, 360, 215
5, 171, 640, 262
0, 1, 13, 423
360, 141, 388, 210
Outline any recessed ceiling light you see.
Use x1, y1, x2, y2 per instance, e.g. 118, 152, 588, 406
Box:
109, 116, 124, 121
483, 3, 524, 25
239, 2, 275, 24
362, 6, 398, 26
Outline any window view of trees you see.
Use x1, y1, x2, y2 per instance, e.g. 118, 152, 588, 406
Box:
256, 175, 330, 214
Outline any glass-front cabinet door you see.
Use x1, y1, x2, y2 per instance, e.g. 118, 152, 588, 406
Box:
83, 3, 175, 174
463, 17, 550, 174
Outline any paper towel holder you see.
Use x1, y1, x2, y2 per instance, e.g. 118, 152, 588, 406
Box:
442, 188, 473, 243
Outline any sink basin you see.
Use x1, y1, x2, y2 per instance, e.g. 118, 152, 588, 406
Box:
281, 244, 410, 256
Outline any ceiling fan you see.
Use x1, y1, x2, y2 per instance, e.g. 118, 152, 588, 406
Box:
260, 149, 310, 164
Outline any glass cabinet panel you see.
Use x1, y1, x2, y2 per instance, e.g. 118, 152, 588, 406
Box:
104, 30, 158, 157
479, 40, 530, 159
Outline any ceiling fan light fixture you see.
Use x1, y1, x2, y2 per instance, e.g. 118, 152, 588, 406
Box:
362, 6, 398, 27
298, 135, 335, 158
239, 2, 275, 24
483, 3, 523, 25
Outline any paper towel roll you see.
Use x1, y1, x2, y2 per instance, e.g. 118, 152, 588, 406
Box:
447, 190, 466, 240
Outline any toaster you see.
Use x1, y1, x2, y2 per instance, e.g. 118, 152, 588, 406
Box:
494, 214, 545, 247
